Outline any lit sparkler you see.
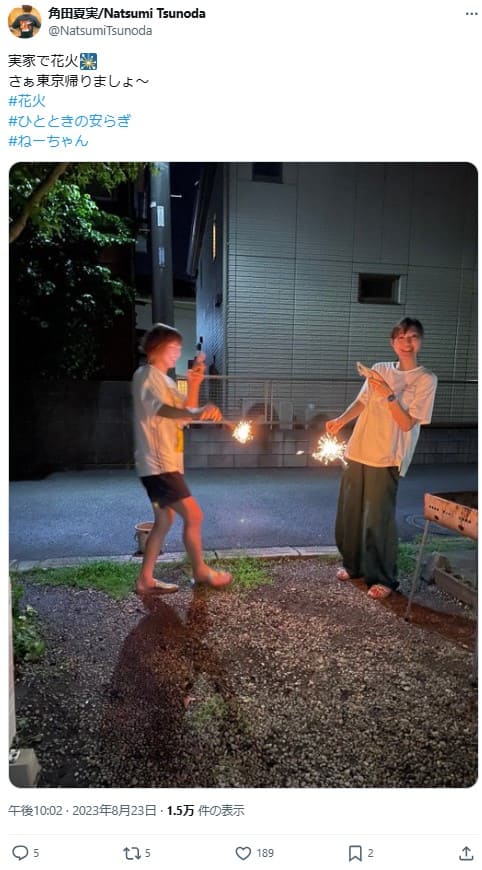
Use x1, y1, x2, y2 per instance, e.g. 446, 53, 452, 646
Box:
195, 417, 254, 444
231, 419, 253, 444
311, 434, 347, 466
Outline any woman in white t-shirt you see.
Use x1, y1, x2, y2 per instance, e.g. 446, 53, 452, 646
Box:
132, 323, 233, 594
326, 318, 437, 600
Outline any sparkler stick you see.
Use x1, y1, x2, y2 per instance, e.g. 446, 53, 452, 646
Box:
356, 360, 375, 378
356, 361, 385, 384
192, 418, 235, 428
191, 350, 206, 374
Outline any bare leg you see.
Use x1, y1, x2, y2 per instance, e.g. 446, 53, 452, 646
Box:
172, 496, 232, 588
136, 504, 176, 593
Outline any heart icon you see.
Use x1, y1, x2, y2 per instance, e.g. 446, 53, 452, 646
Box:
235, 846, 251, 861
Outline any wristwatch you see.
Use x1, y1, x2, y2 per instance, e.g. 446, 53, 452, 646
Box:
387, 393, 396, 403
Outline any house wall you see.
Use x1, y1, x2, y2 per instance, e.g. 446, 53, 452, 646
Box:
216, 163, 477, 424
195, 167, 225, 373
173, 299, 197, 372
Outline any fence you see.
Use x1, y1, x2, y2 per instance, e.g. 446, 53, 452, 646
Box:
12, 376, 477, 477
176, 375, 478, 427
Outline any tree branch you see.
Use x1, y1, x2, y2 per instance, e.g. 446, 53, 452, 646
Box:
9, 162, 71, 243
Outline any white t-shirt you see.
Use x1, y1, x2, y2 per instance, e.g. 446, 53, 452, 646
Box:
345, 362, 437, 476
132, 365, 186, 476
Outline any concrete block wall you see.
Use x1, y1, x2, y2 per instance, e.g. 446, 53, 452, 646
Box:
415, 426, 478, 465
184, 424, 477, 469
183, 425, 317, 469
12, 380, 133, 478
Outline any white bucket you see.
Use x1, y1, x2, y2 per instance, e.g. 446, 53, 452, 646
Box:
135, 522, 153, 554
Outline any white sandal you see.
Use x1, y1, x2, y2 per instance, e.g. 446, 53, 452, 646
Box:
135, 579, 179, 595
336, 568, 351, 581
191, 570, 232, 589
367, 584, 392, 599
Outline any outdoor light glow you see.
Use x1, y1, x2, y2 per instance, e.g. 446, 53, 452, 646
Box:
312, 434, 347, 466
232, 420, 253, 444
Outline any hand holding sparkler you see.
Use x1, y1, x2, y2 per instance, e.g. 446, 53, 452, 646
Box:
356, 360, 390, 394
356, 360, 379, 380
188, 350, 206, 384
326, 417, 344, 437
197, 402, 223, 422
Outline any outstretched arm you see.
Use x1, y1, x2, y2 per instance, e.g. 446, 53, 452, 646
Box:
326, 399, 365, 435
156, 402, 222, 423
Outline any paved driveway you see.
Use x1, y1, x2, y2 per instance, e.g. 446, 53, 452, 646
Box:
9, 464, 477, 561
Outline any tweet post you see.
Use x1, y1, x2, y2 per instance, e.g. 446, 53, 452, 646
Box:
4, 1, 480, 868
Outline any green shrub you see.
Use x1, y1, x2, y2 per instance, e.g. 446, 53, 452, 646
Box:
11, 579, 45, 663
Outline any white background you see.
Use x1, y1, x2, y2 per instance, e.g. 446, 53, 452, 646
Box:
3, 1, 480, 866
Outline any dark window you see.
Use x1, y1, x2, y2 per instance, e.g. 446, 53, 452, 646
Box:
358, 273, 400, 304
252, 163, 283, 183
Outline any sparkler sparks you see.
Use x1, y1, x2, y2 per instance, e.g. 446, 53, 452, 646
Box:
231, 420, 253, 444
312, 434, 347, 466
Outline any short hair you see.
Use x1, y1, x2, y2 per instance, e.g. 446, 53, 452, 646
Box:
139, 323, 182, 357
22, 4, 33, 10
391, 317, 424, 340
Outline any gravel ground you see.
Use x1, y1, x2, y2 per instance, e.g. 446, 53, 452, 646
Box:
13, 559, 477, 789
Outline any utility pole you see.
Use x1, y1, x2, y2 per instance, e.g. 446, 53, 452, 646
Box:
149, 162, 174, 325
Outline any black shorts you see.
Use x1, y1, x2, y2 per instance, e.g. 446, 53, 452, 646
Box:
140, 472, 191, 508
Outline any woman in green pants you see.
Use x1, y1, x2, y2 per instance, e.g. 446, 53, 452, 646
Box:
326, 318, 437, 599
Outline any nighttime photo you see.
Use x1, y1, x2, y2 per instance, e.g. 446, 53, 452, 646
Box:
9, 162, 477, 788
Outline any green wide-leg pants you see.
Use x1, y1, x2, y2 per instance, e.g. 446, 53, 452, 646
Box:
335, 460, 400, 590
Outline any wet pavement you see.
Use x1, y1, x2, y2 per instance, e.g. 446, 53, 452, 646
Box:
9, 463, 477, 562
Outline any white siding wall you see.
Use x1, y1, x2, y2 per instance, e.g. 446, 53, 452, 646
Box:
224, 163, 477, 423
